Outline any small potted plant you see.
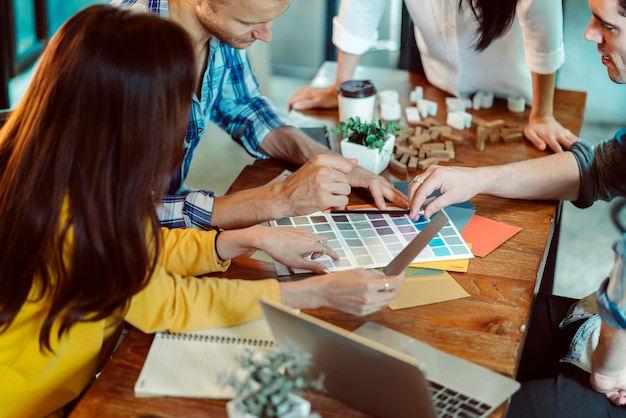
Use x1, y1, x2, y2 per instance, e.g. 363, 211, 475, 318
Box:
221, 345, 325, 418
330, 117, 399, 175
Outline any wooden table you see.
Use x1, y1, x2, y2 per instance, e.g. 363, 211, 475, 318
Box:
70, 65, 586, 418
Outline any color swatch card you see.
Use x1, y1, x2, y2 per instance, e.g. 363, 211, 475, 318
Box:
270, 209, 473, 274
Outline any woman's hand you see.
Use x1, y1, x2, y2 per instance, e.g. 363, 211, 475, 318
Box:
255, 226, 339, 274
280, 269, 405, 316
288, 85, 339, 111
524, 115, 579, 153
217, 225, 338, 275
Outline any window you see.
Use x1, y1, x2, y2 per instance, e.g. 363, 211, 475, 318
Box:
0, 0, 48, 109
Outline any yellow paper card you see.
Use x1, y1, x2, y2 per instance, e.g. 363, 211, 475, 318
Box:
389, 271, 470, 310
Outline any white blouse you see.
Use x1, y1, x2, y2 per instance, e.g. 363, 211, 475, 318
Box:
333, 0, 565, 103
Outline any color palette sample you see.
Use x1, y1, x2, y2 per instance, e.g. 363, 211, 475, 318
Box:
270, 209, 473, 273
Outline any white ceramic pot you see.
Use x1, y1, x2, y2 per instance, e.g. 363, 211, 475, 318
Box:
340, 134, 395, 175
226, 394, 311, 418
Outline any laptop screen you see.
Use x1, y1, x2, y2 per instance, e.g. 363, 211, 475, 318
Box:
260, 299, 436, 418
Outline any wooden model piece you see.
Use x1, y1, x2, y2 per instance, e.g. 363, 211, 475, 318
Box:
473, 118, 524, 151
388, 118, 457, 175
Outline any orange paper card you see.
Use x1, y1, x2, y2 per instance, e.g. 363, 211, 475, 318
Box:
461, 215, 521, 257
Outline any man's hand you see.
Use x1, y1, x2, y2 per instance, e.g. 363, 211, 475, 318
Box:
346, 165, 408, 210
407, 165, 483, 219
273, 154, 356, 216
288, 85, 339, 111
524, 115, 579, 153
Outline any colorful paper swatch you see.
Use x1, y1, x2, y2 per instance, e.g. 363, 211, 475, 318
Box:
461, 214, 522, 257
388, 271, 470, 310
270, 208, 473, 274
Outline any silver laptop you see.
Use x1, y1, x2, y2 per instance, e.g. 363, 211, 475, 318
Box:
260, 299, 520, 418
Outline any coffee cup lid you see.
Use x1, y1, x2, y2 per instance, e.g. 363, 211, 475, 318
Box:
337, 80, 377, 98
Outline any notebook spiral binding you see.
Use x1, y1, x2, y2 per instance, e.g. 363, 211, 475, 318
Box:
162, 332, 276, 347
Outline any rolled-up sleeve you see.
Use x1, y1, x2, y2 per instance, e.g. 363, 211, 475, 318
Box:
571, 129, 626, 208
516, 0, 565, 74
157, 191, 216, 230
332, 0, 386, 55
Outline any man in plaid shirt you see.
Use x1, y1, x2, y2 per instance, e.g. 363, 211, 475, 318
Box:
110, 0, 408, 230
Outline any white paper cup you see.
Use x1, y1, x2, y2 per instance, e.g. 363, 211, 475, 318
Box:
337, 80, 377, 123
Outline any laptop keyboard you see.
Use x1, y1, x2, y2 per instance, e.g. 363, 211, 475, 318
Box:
428, 381, 492, 418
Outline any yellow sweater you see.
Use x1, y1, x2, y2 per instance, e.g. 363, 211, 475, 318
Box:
0, 227, 280, 418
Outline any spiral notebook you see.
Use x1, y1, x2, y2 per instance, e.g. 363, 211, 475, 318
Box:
134, 318, 276, 399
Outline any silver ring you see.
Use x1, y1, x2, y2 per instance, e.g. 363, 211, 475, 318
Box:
382, 278, 390, 292
412, 174, 424, 184
318, 239, 327, 255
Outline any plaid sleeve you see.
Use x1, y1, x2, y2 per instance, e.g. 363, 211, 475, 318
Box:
157, 190, 216, 230
208, 42, 286, 158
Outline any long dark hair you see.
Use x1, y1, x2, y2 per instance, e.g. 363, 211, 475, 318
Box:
463, 0, 519, 51
0, 5, 196, 350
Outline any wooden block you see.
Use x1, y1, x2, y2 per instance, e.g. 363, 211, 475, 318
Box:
476, 126, 489, 143
389, 158, 408, 174
485, 119, 506, 129
427, 150, 451, 161
475, 127, 488, 151
396, 145, 418, 156
487, 129, 500, 143
422, 117, 441, 126
419, 148, 428, 159
499, 127, 524, 136
444, 140, 455, 159
408, 156, 419, 171
409, 133, 432, 147
401, 126, 416, 135
397, 131, 411, 143
399, 152, 411, 165
420, 143, 445, 150
413, 126, 423, 136
501, 132, 524, 143
471, 116, 487, 127
429, 126, 453, 136
441, 133, 463, 143
417, 157, 439, 170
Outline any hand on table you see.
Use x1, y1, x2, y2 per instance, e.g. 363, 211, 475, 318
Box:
407, 165, 483, 219
275, 154, 356, 215
255, 226, 338, 275
524, 115, 579, 153
319, 269, 404, 316
281, 268, 405, 316
347, 165, 408, 210
288, 85, 339, 111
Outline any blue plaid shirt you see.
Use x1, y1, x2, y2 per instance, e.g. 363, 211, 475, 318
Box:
110, 0, 287, 230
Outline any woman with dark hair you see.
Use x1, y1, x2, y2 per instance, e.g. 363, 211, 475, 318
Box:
289, 0, 578, 153
0, 5, 403, 416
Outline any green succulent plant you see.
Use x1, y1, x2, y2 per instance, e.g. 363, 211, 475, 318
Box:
221, 345, 324, 418
329, 117, 399, 154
